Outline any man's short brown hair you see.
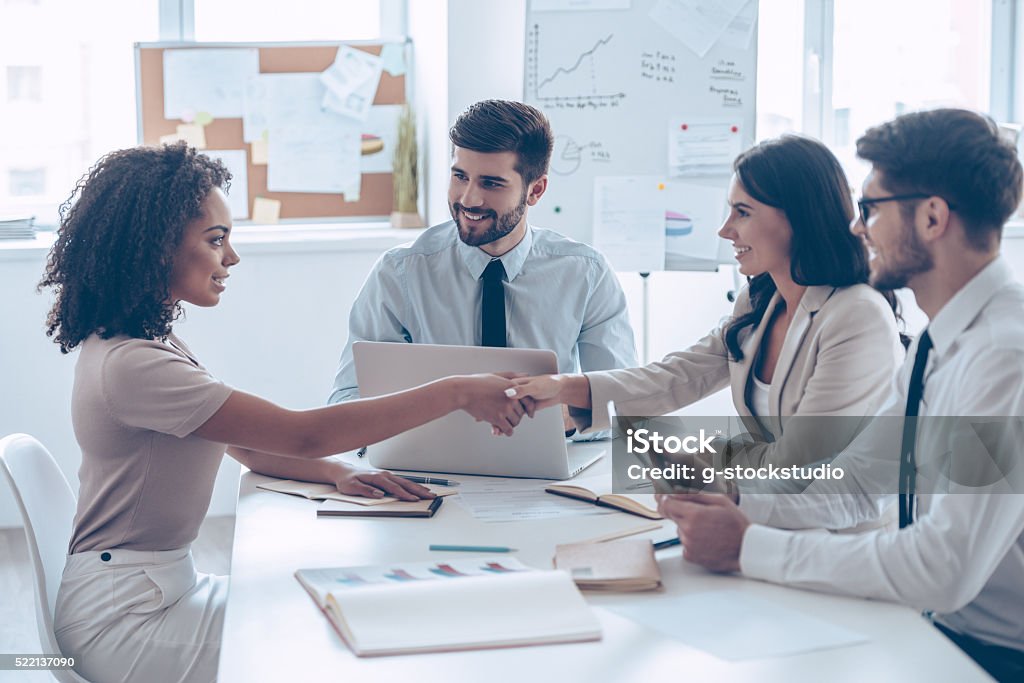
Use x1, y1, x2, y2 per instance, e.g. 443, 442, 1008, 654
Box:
856, 109, 1023, 250
449, 100, 554, 184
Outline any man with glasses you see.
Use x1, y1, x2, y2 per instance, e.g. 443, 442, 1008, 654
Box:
656, 108, 1024, 680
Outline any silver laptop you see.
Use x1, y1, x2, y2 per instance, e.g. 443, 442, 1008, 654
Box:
353, 341, 605, 479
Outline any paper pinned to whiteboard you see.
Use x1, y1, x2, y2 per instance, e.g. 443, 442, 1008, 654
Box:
719, 0, 758, 50
163, 49, 259, 120
648, 0, 748, 58
669, 119, 744, 177
593, 176, 665, 273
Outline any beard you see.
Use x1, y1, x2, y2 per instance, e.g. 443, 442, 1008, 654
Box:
870, 219, 934, 290
450, 192, 527, 247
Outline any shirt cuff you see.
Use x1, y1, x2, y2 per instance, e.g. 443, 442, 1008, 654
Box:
583, 371, 617, 432
737, 492, 776, 525
738, 524, 792, 583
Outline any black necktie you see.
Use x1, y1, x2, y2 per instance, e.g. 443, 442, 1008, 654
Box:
481, 259, 506, 347
899, 330, 933, 529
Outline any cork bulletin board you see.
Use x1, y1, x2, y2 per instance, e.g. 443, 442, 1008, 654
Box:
135, 41, 409, 220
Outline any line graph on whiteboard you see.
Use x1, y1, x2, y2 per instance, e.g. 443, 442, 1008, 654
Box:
526, 23, 626, 109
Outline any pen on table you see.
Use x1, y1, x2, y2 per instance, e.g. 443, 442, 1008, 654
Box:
356, 446, 367, 457
653, 537, 681, 550
398, 474, 461, 486
430, 544, 516, 553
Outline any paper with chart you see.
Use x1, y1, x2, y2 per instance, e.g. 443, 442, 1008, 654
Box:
662, 180, 727, 267
163, 48, 259, 119
607, 590, 868, 660
593, 176, 665, 272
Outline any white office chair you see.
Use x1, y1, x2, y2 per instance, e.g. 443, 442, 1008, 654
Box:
0, 433, 91, 683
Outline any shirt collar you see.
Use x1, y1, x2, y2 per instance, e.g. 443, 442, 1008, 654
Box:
926, 256, 1013, 358
457, 223, 535, 282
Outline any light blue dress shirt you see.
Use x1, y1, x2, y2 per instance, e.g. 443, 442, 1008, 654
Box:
329, 220, 637, 407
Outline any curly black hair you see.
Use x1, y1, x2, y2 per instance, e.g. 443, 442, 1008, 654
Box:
38, 142, 231, 353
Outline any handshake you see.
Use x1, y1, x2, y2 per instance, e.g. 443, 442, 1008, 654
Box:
455, 373, 587, 437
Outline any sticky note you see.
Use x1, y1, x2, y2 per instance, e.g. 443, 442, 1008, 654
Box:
379, 43, 406, 76
194, 111, 214, 126
252, 197, 281, 224
251, 139, 268, 165
175, 123, 206, 149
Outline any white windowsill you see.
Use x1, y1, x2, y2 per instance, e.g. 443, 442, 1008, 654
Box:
0, 221, 427, 261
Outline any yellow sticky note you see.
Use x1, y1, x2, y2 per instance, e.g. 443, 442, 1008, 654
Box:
251, 139, 269, 165
159, 133, 180, 145
252, 197, 281, 224
194, 111, 214, 126
175, 123, 207, 149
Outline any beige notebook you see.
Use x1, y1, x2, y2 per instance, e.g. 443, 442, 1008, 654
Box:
545, 482, 661, 520
295, 558, 601, 656
555, 539, 662, 591
256, 478, 456, 506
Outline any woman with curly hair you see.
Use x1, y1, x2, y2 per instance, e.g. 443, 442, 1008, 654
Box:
41, 143, 525, 683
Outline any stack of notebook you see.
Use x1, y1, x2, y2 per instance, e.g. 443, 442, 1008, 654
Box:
0, 216, 35, 240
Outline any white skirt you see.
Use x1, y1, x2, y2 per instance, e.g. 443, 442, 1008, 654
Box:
54, 546, 228, 683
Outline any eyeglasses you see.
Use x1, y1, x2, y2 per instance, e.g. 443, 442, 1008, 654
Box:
856, 193, 955, 225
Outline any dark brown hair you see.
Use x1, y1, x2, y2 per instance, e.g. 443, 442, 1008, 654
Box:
39, 143, 230, 353
449, 99, 554, 184
723, 135, 905, 360
856, 108, 1023, 250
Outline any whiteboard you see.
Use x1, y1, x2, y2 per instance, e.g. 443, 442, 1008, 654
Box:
524, 0, 758, 271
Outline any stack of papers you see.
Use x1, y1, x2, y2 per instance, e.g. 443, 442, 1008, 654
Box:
0, 215, 35, 240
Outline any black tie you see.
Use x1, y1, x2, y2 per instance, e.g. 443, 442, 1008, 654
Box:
899, 330, 932, 529
481, 259, 506, 347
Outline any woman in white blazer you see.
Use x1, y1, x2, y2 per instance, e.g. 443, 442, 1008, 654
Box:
513, 135, 906, 469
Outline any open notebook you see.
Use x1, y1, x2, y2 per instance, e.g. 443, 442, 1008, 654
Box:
545, 475, 661, 520
295, 557, 601, 656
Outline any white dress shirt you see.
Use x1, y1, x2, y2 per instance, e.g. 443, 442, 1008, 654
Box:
329, 221, 637, 405
739, 256, 1024, 651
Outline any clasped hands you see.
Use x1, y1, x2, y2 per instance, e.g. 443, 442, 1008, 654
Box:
460, 373, 577, 436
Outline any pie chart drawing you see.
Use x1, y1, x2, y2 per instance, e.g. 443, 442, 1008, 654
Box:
665, 210, 693, 236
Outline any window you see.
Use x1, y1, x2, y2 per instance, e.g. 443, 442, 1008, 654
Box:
754, 0, 996, 190
0, 0, 160, 225
9, 167, 45, 196
6, 65, 42, 101
829, 0, 992, 188
755, 0, 805, 141
193, 0, 380, 42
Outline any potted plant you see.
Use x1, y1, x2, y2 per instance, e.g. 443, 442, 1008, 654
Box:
390, 103, 425, 228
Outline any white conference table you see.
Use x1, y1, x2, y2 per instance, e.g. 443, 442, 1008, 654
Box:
219, 446, 990, 682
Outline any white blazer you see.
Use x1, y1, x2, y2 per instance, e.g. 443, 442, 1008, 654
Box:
580, 283, 905, 467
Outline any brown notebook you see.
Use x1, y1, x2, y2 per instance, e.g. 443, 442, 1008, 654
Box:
316, 496, 444, 518
555, 539, 662, 591
545, 483, 661, 520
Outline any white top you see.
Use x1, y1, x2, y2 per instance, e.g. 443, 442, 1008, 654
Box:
739, 257, 1024, 650
749, 374, 773, 436
328, 221, 637, 404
